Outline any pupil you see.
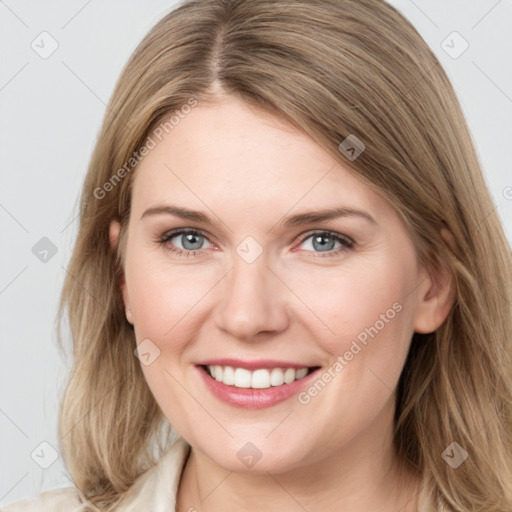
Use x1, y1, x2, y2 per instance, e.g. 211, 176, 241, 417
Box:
313, 234, 334, 252
183, 233, 203, 250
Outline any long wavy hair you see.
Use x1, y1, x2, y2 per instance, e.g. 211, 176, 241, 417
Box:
56, 0, 512, 510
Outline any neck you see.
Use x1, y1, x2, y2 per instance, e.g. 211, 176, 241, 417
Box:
178, 452, 419, 512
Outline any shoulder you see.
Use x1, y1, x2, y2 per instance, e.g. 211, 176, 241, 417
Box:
1, 436, 191, 512
114, 435, 191, 511
1, 487, 85, 512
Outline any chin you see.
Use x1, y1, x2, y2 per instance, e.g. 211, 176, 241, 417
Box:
198, 437, 311, 475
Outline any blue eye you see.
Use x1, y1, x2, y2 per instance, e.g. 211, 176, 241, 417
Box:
158, 229, 354, 258
159, 229, 212, 258
296, 231, 354, 257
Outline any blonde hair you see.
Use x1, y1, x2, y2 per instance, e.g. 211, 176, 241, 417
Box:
57, 0, 512, 510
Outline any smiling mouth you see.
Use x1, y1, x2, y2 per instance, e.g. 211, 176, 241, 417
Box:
200, 364, 321, 389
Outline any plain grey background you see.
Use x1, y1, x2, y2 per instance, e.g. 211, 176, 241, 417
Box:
1, 0, 511, 507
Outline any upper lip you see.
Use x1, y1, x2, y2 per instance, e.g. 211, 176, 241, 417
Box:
196, 358, 318, 370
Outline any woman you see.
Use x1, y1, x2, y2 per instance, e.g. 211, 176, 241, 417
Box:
3, 0, 512, 511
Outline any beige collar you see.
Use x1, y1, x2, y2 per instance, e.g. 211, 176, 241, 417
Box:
115, 435, 191, 512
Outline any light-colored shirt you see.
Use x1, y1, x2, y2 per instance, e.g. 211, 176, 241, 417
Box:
1, 437, 191, 512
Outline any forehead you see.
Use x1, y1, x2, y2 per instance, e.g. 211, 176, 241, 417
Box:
130, 96, 390, 222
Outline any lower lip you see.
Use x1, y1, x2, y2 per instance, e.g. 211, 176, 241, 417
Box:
197, 366, 320, 409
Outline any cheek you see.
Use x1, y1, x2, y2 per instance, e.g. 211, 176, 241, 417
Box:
285, 261, 417, 433
286, 258, 416, 446
284, 256, 415, 360
124, 251, 211, 428
125, 250, 216, 348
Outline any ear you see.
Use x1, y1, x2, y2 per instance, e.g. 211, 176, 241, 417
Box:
109, 220, 134, 325
413, 229, 456, 334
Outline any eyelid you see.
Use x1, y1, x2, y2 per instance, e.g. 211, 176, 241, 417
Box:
159, 228, 215, 247
157, 228, 213, 259
295, 229, 354, 246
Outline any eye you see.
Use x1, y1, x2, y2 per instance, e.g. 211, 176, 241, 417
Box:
158, 229, 213, 257
157, 228, 354, 259
296, 230, 354, 257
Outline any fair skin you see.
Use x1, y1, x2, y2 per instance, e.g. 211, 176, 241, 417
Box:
109, 93, 454, 512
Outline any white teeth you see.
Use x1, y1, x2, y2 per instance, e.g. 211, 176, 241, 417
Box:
251, 369, 270, 389
296, 368, 308, 379
206, 365, 311, 389
234, 368, 252, 388
283, 368, 295, 384
222, 365, 235, 385
270, 368, 284, 386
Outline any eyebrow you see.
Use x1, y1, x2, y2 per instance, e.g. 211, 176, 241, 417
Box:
277, 207, 376, 227
141, 204, 376, 228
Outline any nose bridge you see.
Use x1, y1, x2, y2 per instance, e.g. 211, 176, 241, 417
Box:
214, 247, 288, 340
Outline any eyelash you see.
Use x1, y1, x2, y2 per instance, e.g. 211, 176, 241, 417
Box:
157, 228, 355, 259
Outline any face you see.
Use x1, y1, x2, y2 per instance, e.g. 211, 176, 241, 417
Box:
110, 94, 450, 475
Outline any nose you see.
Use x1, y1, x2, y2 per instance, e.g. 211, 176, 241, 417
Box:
213, 253, 289, 341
